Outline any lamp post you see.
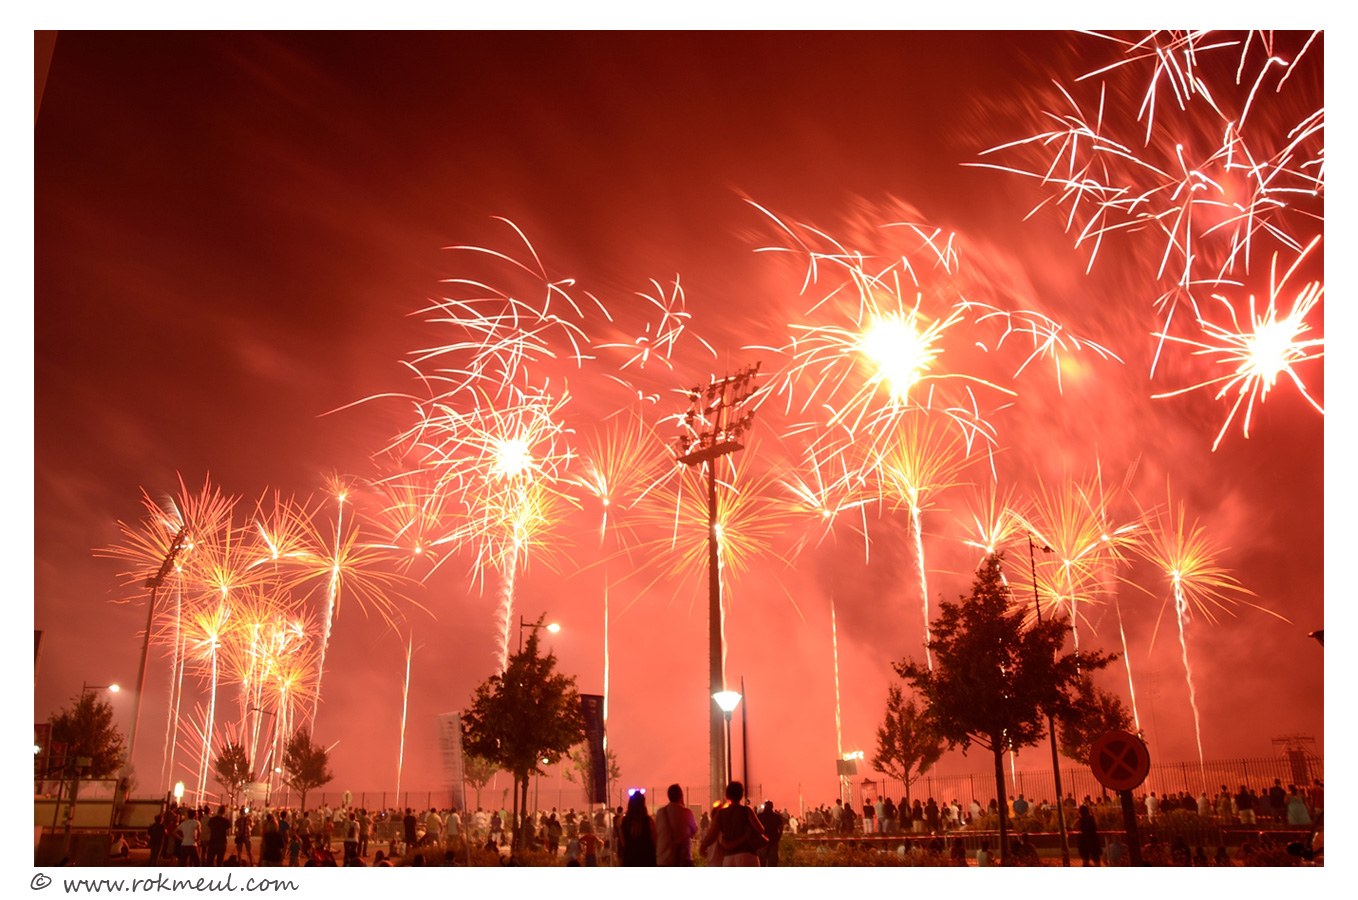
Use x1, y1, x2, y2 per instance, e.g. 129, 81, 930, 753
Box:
676, 362, 760, 806
518, 615, 561, 653
1028, 533, 1071, 867
712, 690, 742, 789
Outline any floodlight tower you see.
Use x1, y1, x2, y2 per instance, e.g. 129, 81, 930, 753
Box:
675, 362, 759, 805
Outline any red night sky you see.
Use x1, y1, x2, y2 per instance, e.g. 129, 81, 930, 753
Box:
31, 30, 1327, 817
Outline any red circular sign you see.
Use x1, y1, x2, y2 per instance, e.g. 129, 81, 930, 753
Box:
1089, 730, 1151, 792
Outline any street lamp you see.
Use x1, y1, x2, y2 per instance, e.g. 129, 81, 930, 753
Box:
1028, 533, 1071, 867
518, 615, 561, 653
712, 690, 742, 789
82, 682, 120, 696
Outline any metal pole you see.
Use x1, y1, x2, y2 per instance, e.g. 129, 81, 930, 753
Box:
709, 461, 726, 800
740, 676, 749, 792
1028, 536, 1071, 866
723, 710, 733, 793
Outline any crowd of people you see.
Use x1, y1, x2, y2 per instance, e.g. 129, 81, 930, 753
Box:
792, 776, 1321, 838
135, 774, 1319, 867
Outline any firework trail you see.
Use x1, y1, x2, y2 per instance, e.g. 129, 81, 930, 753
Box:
875, 412, 978, 670
1135, 489, 1287, 781
973, 30, 1324, 447
397, 636, 412, 799
780, 436, 876, 563
571, 409, 670, 724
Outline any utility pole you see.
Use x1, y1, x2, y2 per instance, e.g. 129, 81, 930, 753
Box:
126, 525, 189, 813
675, 362, 759, 805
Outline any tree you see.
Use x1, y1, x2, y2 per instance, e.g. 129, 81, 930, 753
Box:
870, 684, 944, 806
1056, 673, 1134, 768
49, 691, 126, 779
213, 741, 254, 809
463, 754, 499, 810
462, 617, 587, 851
562, 743, 621, 805
895, 555, 1111, 863
281, 728, 333, 812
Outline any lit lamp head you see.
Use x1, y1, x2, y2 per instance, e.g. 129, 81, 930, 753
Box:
546, 623, 561, 634
713, 690, 742, 717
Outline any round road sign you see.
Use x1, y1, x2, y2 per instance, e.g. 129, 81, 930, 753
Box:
1088, 730, 1151, 792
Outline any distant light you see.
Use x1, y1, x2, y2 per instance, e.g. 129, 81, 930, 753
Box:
108, 684, 120, 693
546, 623, 561, 634
174, 782, 185, 799
34, 744, 41, 754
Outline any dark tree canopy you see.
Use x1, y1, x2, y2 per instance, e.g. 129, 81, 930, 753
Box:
281, 728, 333, 812
49, 691, 126, 779
213, 741, 254, 808
1056, 673, 1134, 765
895, 554, 1112, 862
871, 683, 944, 804
462, 617, 586, 849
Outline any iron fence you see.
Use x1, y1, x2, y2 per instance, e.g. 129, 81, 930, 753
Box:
852, 755, 1324, 810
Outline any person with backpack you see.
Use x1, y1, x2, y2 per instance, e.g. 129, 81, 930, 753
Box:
699, 781, 767, 867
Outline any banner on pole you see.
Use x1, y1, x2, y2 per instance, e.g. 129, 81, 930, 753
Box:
580, 694, 607, 804
436, 712, 467, 812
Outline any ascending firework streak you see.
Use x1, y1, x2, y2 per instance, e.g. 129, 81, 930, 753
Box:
571, 409, 670, 725
1075, 457, 1147, 731
397, 636, 412, 799
875, 412, 978, 670
1136, 490, 1287, 786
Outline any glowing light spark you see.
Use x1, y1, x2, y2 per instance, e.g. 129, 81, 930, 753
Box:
1153, 241, 1324, 450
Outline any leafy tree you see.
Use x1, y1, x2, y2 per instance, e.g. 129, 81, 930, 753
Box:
562, 743, 621, 805
463, 754, 499, 809
49, 691, 126, 779
462, 616, 587, 851
870, 684, 944, 806
1056, 673, 1134, 767
895, 555, 1111, 863
281, 728, 333, 812
213, 741, 254, 809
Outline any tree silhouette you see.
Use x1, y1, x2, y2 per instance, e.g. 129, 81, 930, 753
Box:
49, 691, 126, 779
281, 728, 333, 812
896, 554, 1111, 863
462, 616, 586, 851
213, 741, 254, 809
1056, 673, 1134, 768
462, 754, 499, 810
870, 684, 944, 806
563, 743, 621, 805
